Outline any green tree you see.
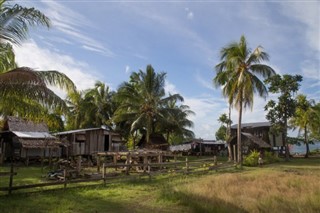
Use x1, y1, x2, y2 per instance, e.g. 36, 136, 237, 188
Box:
0, 67, 76, 121
216, 113, 232, 161
0, 0, 76, 128
114, 65, 186, 145
0, 0, 50, 45
214, 35, 275, 165
289, 94, 320, 158
215, 125, 227, 141
158, 100, 195, 144
83, 81, 116, 129
265, 74, 303, 160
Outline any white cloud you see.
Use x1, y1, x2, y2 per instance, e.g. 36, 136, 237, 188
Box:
187, 12, 194, 20
196, 73, 214, 91
14, 40, 99, 96
280, 2, 320, 52
125, 65, 130, 73
301, 60, 320, 81
39, 1, 115, 57
165, 80, 179, 95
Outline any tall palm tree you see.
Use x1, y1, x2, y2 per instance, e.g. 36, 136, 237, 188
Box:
114, 65, 184, 144
290, 94, 319, 158
214, 35, 275, 165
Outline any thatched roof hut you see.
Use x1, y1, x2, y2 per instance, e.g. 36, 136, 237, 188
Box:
0, 117, 60, 162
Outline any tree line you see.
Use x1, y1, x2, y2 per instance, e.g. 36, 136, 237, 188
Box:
0, 0, 194, 146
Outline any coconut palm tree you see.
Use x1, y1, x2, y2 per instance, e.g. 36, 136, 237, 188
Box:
114, 65, 184, 144
83, 81, 116, 128
0, 67, 75, 113
158, 99, 195, 144
214, 35, 275, 165
290, 94, 319, 158
0, 1, 76, 124
0, 0, 50, 45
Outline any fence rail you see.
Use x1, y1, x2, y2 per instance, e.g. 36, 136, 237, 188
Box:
0, 156, 235, 195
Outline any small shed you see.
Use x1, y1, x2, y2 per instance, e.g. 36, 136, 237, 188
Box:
0, 116, 60, 164
54, 128, 124, 157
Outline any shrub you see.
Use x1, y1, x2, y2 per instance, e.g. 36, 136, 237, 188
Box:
243, 150, 260, 166
243, 150, 280, 166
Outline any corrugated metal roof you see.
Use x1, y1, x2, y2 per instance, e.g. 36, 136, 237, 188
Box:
12, 131, 56, 139
231, 122, 271, 129
19, 138, 60, 148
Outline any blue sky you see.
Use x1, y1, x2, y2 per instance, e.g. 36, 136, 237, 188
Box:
14, 1, 319, 139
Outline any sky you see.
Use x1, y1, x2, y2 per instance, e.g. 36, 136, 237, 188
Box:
13, 0, 320, 139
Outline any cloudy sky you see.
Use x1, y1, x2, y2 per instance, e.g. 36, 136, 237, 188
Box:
14, 1, 319, 139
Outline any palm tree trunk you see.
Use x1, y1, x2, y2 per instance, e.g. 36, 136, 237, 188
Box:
227, 104, 232, 162
237, 100, 243, 166
284, 116, 290, 161
304, 125, 309, 158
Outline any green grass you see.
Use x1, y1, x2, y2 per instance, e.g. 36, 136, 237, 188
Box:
0, 157, 319, 213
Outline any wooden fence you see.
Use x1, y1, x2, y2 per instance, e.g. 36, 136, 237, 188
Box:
0, 154, 235, 195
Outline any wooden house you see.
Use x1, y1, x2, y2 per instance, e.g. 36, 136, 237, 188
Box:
229, 122, 283, 156
54, 128, 124, 157
169, 139, 226, 155
0, 117, 60, 164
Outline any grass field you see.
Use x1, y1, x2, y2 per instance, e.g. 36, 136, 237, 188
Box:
0, 157, 319, 213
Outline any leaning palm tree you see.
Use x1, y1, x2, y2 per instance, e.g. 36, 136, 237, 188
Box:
214, 35, 275, 165
0, 67, 76, 117
0, 1, 76, 122
114, 65, 184, 144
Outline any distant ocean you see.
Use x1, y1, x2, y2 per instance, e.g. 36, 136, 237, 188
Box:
289, 141, 320, 154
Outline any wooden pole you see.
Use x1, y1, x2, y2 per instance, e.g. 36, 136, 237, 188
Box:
113, 154, 117, 171
233, 145, 237, 163
77, 155, 81, 174
158, 152, 162, 170
125, 153, 130, 175
102, 163, 106, 186
8, 156, 14, 195
97, 155, 101, 172
64, 169, 67, 189
143, 154, 147, 173
185, 157, 189, 174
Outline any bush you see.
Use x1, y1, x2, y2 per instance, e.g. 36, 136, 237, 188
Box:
243, 150, 280, 167
243, 150, 259, 166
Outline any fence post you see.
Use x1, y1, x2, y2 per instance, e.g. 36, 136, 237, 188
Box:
113, 153, 118, 171
158, 152, 163, 170
8, 159, 14, 195
147, 158, 151, 180
125, 153, 130, 175
64, 169, 67, 189
97, 155, 101, 172
102, 163, 106, 186
213, 155, 217, 166
185, 157, 189, 174
143, 154, 147, 173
